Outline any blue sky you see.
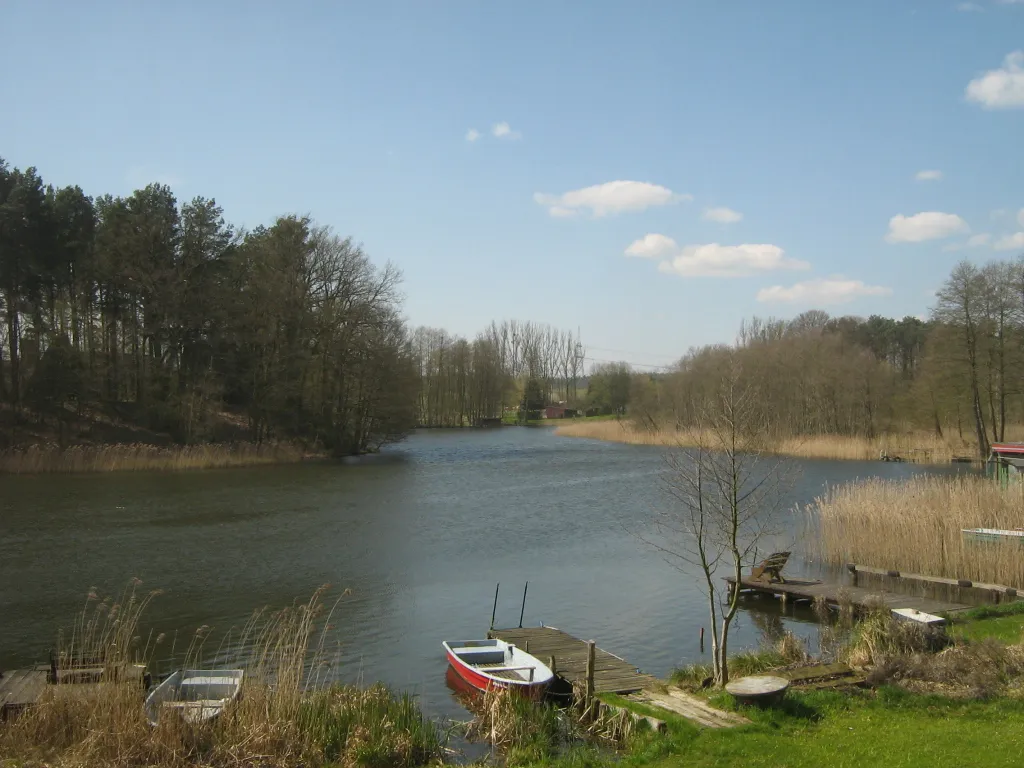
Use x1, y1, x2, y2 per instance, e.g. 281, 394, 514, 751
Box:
2, 1, 1022, 370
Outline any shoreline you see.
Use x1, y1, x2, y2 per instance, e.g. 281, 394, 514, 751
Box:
0, 440, 322, 475
553, 419, 979, 464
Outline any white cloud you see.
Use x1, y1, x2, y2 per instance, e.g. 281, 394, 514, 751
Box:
534, 181, 687, 218
944, 233, 992, 252
625, 234, 679, 258
549, 206, 576, 218
492, 122, 522, 140
886, 212, 969, 243
757, 278, 892, 305
956, 2, 983, 10
702, 207, 744, 223
656, 243, 810, 278
915, 169, 943, 181
994, 232, 1024, 251
966, 51, 1024, 109
465, 128, 480, 142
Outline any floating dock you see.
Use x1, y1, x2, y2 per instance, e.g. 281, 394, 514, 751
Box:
487, 626, 658, 694
726, 577, 971, 616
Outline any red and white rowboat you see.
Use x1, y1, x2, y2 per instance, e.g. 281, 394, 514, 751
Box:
442, 639, 554, 696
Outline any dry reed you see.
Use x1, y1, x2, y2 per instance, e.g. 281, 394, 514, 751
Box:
554, 420, 978, 464
815, 475, 1024, 587
0, 585, 443, 768
0, 441, 311, 474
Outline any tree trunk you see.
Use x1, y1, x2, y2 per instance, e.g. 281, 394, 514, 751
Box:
6, 304, 20, 405
963, 322, 989, 458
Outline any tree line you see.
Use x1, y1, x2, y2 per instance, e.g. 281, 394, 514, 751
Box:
619, 257, 1024, 457
0, 158, 416, 453
0, 157, 591, 452
410, 322, 585, 427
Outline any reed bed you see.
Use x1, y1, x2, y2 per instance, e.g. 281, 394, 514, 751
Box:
815, 475, 1024, 588
555, 420, 975, 464
0, 585, 444, 768
0, 440, 311, 474
462, 685, 635, 766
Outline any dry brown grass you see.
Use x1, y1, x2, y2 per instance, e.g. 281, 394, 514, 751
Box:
0, 585, 442, 768
555, 419, 980, 464
815, 475, 1024, 587
0, 441, 312, 474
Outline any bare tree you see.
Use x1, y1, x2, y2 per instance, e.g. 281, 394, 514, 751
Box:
641, 356, 792, 687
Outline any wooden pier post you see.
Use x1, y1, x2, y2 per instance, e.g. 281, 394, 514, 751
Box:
585, 640, 596, 704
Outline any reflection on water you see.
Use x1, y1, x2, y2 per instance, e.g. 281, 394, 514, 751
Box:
0, 427, 968, 720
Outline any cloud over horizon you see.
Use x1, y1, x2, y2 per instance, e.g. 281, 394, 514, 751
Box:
994, 232, 1024, 251
536, 181, 686, 218
757, 278, 892, 305
645, 242, 810, 278
702, 207, 744, 223
492, 121, 522, 139
966, 51, 1024, 109
886, 212, 969, 242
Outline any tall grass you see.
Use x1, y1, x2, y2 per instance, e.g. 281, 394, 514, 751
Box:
0, 440, 310, 474
815, 475, 1024, 587
554, 420, 977, 464
0, 585, 444, 768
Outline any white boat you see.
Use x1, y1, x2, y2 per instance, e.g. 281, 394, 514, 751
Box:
144, 669, 244, 726
962, 527, 1024, 543
442, 639, 553, 696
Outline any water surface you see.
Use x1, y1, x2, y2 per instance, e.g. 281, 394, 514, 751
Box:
0, 428, 963, 719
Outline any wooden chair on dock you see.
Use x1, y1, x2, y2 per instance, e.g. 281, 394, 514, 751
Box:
750, 552, 790, 584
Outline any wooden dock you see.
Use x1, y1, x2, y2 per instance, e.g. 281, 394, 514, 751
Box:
0, 668, 48, 720
726, 577, 971, 616
488, 626, 658, 694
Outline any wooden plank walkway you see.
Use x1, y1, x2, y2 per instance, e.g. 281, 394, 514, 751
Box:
627, 688, 749, 728
488, 626, 658, 694
0, 669, 48, 720
727, 577, 971, 616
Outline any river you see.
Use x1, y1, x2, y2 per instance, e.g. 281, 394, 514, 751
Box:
0, 427, 965, 720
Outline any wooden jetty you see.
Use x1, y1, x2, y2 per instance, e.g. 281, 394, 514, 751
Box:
726, 577, 971, 616
488, 626, 749, 728
488, 626, 658, 695
0, 668, 48, 720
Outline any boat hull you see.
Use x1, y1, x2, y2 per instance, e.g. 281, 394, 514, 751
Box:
443, 641, 552, 697
144, 669, 244, 726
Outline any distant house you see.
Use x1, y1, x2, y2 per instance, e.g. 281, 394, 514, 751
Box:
542, 405, 577, 419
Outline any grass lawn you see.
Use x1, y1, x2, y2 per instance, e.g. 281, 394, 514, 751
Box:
530, 688, 1024, 768
950, 602, 1024, 644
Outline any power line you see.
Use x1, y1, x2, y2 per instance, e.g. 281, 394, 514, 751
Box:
583, 355, 676, 371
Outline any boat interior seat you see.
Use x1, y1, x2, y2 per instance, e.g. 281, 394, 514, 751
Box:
179, 681, 237, 701
451, 648, 506, 665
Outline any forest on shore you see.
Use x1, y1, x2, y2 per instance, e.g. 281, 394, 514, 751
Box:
0, 158, 585, 455
612, 259, 1024, 457
3, 155, 1022, 459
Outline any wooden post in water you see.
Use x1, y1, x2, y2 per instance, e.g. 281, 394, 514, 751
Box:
490, 583, 500, 630
585, 640, 596, 705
